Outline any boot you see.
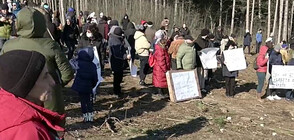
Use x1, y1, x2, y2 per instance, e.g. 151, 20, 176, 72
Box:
87, 112, 94, 122
83, 113, 88, 122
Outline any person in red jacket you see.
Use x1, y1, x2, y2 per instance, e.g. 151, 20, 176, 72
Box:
256, 37, 273, 97
0, 50, 65, 140
152, 37, 171, 97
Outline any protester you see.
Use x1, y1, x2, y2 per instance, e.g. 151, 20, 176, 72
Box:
170, 26, 180, 42
135, 25, 151, 86
176, 35, 196, 70
0, 50, 65, 140
71, 49, 98, 122
152, 36, 170, 97
266, 44, 283, 100
0, 3, 15, 49
63, 16, 79, 59
181, 23, 191, 36
77, 11, 85, 33
168, 34, 185, 70
12, 1, 21, 16
109, 27, 130, 98
121, 14, 130, 31
243, 29, 252, 54
280, 41, 291, 64
160, 17, 169, 32
215, 26, 224, 46
145, 21, 156, 43
1, 7, 74, 126
98, 16, 109, 41
124, 22, 137, 61
256, 29, 262, 54
195, 29, 210, 93
256, 38, 272, 98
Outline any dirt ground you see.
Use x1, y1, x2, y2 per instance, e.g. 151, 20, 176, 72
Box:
63, 54, 294, 140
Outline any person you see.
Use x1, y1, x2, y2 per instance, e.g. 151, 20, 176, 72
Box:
170, 26, 180, 42
168, 34, 185, 70
0, 50, 65, 140
152, 36, 170, 97
220, 35, 229, 55
160, 17, 169, 32
109, 27, 130, 98
0, 3, 15, 49
280, 40, 291, 65
39, 8, 59, 44
121, 14, 130, 31
243, 29, 252, 54
77, 11, 84, 33
176, 35, 196, 70
12, 1, 21, 16
1, 7, 74, 126
135, 25, 151, 86
266, 44, 283, 100
256, 38, 273, 98
256, 29, 263, 54
181, 23, 191, 36
63, 16, 79, 59
145, 21, 156, 43
222, 34, 239, 97
195, 29, 210, 93
98, 16, 109, 41
71, 49, 98, 122
215, 26, 224, 46
124, 22, 136, 62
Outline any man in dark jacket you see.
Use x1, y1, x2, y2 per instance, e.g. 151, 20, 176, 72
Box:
124, 22, 136, 61
97, 16, 109, 41
121, 14, 130, 31
63, 16, 79, 59
194, 29, 210, 93
1, 7, 74, 126
243, 29, 252, 54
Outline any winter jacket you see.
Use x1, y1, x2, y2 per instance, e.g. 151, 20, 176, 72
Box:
256, 32, 262, 43
121, 14, 130, 31
145, 27, 156, 43
98, 20, 109, 40
124, 22, 136, 59
194, 36, 209, 67
168, 39, 184, 59
0, 12, 15, 39
280, 48, 292, 64
256, 45, 269, 72
177, 41, 196, 70
222, 40, 238, 77
1, 7, 74, 114
109, 33, 127, 72
134, 31, 151, 57
243, 32, 252, 46
72, 48, 98, 93
63, 22, 79, 44
181, 27, 191, 36
215, 30, 224, 42
0, 89, 65, 140
269, 50, 283, 74
152, 44, 170, 88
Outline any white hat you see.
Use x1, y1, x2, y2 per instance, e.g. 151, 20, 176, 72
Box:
246, 29, 250, 33
265, 37, 273, 43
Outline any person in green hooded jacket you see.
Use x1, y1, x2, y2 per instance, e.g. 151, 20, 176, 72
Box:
0, 7, 74, 126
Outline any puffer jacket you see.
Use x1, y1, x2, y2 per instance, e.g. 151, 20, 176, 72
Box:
0, 89, 65, 140
134, 31, 150, 57
168, 39, 185, 59
256, 45, 269, 72
176, 41, 196, 70
1, 8, 74, 115
153, 43, 170, 88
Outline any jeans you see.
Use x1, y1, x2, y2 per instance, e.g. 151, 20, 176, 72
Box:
171, 58, 177, 70
256, 72, 266, 93
225, 77, 235, 96
243, 45, 251, 54
79, 92, 93, 113
256, 41, 261, 54
139, 56, 150, 82
113, 70, 123, 96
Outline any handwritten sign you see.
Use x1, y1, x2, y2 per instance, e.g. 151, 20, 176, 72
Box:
223, 48, 247, 71
92, 46, 104, 95
199, 48, 219, 69
269, 65, 294, 89
166, 69, 201, 102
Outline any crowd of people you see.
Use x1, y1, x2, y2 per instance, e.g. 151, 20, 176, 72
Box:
0, 1, 293, 139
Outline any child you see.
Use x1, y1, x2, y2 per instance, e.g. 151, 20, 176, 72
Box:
72, 48, 98, 122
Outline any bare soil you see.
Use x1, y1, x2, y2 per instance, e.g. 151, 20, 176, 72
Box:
64, 54, 294, 140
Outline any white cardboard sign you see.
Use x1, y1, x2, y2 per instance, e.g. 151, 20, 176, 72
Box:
199, 48, 219, 69
269, 65, 294, 89
223, 48, 247, 71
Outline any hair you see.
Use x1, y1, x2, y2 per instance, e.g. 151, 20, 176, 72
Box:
87, 23, 102, 40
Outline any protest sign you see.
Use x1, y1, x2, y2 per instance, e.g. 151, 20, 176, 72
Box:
166, 69, 201, 102
92, 46, 104, 94
269, 65, 294, 89
199, 48, 219, 69
129, 60, 137, 77
223, 48, 247, 71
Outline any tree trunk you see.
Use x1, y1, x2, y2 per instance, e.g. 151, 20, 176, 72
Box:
155, 0, 158, 21
219, 0, 223, 27
258, 0, 261, 19
246, 0, 250, 31
85, 0, 88, 11
273, 0, 279, 35
60, 0, 65, 25
250, 0, 255, 34
163, 0, 166, 18
267, 0, 271, 38
283, 0, 288, 41
181, 0, 184, 23
231, 0, 236, 35
174, 0, 178, 25
140, 0, 142, 17
76, 0, 80, 17
289, 0, 294, 39
105, 0, 108, 15
54, 0, 57, 12
278, 0, 284, 43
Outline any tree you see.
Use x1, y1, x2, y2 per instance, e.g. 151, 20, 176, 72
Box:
289, 0, 294, 39
246, 0, 250, 31
174, 0, 178, 25
267, 0, 271, 38
273, 0, 279, 36
278, 0, 284, 43
231, 0, 236, 34
283, 0, 289, 41
219, 0, 223, 27
250, 0, 255, 34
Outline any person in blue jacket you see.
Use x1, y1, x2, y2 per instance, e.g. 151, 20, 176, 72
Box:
256, 29, 263, 54
72, 48, 98, 122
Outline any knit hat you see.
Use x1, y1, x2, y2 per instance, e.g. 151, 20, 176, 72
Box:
0, 50, 46, 98
109, 20, 119, 26
274, 44, 281, 51
113, 27, 123, 37
141, 20, 147, 25
1, 3, 9, 10
200, 29, 210, 36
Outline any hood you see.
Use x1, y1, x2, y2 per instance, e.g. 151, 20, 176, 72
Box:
260, 46, 268, 56
0, 89, 65, 133
17, 7, 46, 38
134, 31, 145, 40
78, 48, 94, 62
126, 22, 135, 30
13, 2, 21, 11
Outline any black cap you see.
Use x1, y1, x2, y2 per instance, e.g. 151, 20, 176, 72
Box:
200, 29, 210, 36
